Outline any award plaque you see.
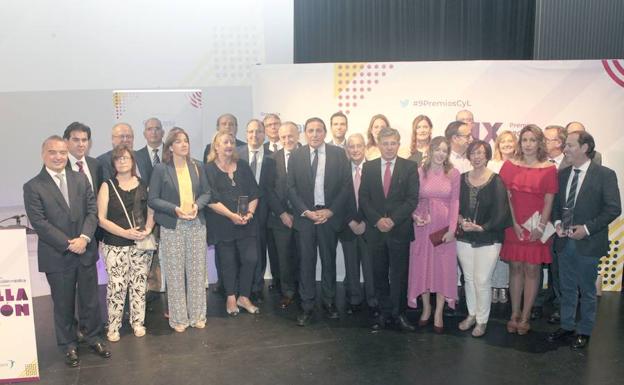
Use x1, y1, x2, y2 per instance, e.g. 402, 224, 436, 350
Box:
237, 196, 249, 216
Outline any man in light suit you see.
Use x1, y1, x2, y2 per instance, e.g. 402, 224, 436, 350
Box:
238, 119, 278, 302
547, 131, 620, 349
359, 127, 419, 331
288, 117, 351, 326
134, 117, 165, 183
24, 136, 110, 367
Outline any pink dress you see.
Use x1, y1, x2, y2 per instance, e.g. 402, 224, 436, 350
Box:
499, 161, 558, 264
407, 167, 460, 309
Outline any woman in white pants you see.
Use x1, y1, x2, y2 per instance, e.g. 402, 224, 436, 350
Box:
456, 140, 511, 337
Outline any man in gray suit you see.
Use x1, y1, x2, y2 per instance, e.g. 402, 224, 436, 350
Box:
23, 136, 110, 367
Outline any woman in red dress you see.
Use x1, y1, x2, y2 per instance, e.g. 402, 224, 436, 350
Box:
499, 125, 558, 335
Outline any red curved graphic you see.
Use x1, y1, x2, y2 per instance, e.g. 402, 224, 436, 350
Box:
602, 59, 624, 88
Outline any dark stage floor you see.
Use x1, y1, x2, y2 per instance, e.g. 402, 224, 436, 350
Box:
28, 284, 624, 385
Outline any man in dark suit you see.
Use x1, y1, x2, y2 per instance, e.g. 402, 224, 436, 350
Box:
23, 136, 111, 367
547, 131, 620, 349
263, 113, 282, 153
288, 117, 351, 325
203, 113, 246, 163
63, 122, 103, 195
340, 133, 378, 316
327, 111, 348, 149
359, 127, 419, 331
267, 122, 300, 308
134, 117, 165, 183
533, 124, 568, 323
98, 123, 150, 180
238, 119, 278, 302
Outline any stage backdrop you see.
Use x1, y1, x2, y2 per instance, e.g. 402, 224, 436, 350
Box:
252, 59, 624, 291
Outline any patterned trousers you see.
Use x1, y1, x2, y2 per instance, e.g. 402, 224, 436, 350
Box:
102, 243, 153, 333
160, 218, 207, 328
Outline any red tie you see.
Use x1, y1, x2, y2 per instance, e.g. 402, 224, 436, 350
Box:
76, 160, 85, 173
383, 161, 392, 198
354, 165, 361, 209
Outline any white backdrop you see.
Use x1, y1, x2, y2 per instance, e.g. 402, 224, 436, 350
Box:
253, 59, 624, 290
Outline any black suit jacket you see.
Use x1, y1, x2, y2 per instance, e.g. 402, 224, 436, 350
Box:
552, 161, 621, 256
65, 156, 103, 195
359, 157, 419, 242
23, 167, 99, 273
148, 160, 211, 229
237, 146, 276, 226
287, 144, 351, 232
134, 145, 157, 183
267, 149, 293, 229
340, 162, 368, 241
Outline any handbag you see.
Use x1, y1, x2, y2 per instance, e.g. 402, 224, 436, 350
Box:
429, 226, 449, 247
109, 179, 157, 251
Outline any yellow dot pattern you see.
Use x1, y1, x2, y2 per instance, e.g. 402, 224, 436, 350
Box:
19, 360, 39, 377
599, 218, 624, 291
333, 63, 366, 97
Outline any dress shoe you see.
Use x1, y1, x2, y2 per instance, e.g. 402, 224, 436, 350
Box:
296, 310, 313, 326
90, 342, 112, 358
498, 288, 509, 304
370, 316, 384, 331
369, 306, 380, 318
571, 334, 590, 350
491, 288, 499, 304
547, 328, 575, 343
433, 324, 444, 334
458, 315, 476, 331
443, 303, 456, 317
279, 296, 294, 309
323, 303, 339, 319
547, 311, 561, 324
530, 307, 543, 320
396, 314, 416, 332
346, 303, 362, 315
65, 348, 80, 367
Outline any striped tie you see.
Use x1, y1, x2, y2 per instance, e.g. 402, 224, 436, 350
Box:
562, 169, 581, 229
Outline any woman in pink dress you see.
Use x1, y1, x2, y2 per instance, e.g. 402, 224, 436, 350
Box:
408, 136, 460, 333
499, 124, 558, 335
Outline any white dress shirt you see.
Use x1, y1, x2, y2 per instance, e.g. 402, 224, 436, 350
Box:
248, 146, 265, 184
68, 153, 93, 189
450, 151, 472, 174
380, 157, 397, 183
268, 141, 283, 153
311, 144, 326, 206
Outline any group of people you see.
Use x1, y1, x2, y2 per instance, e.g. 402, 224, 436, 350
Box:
24, 109, 621, 368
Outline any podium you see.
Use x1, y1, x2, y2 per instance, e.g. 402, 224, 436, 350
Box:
0, 228, 39, 383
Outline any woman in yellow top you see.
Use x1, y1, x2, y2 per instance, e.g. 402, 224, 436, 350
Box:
148, 127, 211, 333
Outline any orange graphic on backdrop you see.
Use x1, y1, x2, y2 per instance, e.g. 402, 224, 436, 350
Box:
334, 62, 396, 114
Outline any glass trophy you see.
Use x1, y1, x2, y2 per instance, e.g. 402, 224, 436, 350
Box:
132, 211, 145, 231
237, 196, 249, 216
561, 207, 573, 235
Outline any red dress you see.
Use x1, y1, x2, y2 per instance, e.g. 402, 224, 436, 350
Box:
499, 161, 558, 264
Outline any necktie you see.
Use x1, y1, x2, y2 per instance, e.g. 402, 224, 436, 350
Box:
383, 161, 392, 198
354, 165, 361, 209
273, 143, 278, 153
562, 169, 581, 229
153, 149, 160, 165
311, 149, 319, 182
250, 150, 258, 179
76, 160, 84, 173
55, 173, 70, 207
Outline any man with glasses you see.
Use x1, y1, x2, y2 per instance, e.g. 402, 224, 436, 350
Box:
98, 123, 146, 180
445, 120, 474, 174
135, 117, 165, 183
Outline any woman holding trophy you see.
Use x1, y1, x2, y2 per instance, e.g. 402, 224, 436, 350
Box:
205, 130, 261, 316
